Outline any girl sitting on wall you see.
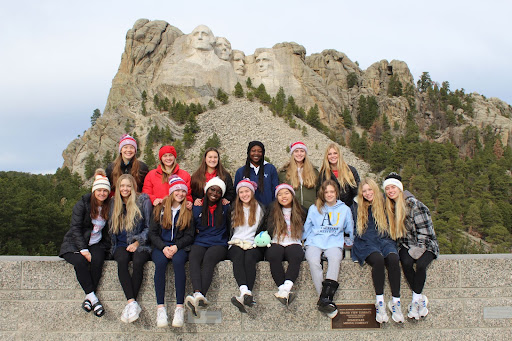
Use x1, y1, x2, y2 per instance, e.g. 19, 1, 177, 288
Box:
304, 179, 354, 319
265, 184, 306, 306
59, 169, 111, 317
185, 177, 230, 317
110, 174, 152, 323
384, 172, 439, 320
352, 178, 403, 323
149, 176, 194, 328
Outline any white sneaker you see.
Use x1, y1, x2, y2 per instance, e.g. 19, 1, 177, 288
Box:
375, 301, 389, 323
194, 292, 208, 308
185, 295, 198, 317
407, 301, 420, 320
274, 289, 289, 306
418, 295, 429, 318
172, 306, 185, 327
120, 303, 130, 323
126, 301, 142, 323
387, 300, 404, 323
156, 307, 168, 327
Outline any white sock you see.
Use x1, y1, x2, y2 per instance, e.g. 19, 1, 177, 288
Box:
412, 292, 422, 302
86, 292, 98, 305
239, 285, 250, 296
376, 295, 384, 304
392, 297, 400, 304
283, 280, 294, 292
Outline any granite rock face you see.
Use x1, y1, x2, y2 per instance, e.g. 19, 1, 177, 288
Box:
62, 20, 512, 177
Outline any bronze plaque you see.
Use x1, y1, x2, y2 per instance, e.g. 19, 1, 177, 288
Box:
332, 304, 380, 329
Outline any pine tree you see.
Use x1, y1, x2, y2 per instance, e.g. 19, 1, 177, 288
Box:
234, 82, 244, 98
90, 109, 101, 126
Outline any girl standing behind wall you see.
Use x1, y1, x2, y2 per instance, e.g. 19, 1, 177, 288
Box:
317, 143, 359, 207
143, 145, 192, 207
106, 134, 148, 194
278, 141, 318, 209
190, 147, 235, 206
234, 141, 279, 206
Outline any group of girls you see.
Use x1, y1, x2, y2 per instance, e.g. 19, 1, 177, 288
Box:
59, 133, 438, 328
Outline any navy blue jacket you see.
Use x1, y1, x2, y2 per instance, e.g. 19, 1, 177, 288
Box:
192, 204, 231, 247
234, 163, 279, 206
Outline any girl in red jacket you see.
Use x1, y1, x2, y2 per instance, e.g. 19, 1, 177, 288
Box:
143, 145, 192, 208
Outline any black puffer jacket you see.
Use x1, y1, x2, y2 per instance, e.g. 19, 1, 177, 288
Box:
316, 165, 360, 207
59, 193, 111, 257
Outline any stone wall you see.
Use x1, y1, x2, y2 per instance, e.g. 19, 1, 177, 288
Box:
1, 254, 512, 340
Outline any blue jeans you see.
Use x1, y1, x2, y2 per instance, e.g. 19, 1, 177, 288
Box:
152, 248, 188, 305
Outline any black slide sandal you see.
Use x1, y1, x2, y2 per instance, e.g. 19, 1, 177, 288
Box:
92, 301, 105, 317
82, 299, 92, 313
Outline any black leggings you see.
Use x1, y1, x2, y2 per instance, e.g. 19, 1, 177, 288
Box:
113, 248, 151, 301
399, 248, 435, 294
228, 245, 264, 291
365, 252, 401, 297
62, 243, 106, 295
189, 245, 227, 294
265, 243, 304, 287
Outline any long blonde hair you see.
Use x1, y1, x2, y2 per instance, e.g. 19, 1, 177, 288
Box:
280, 153, 317, 189
356, 178, 389, 237
232, 189, 260, 228
154, 192, 191, 231
384, 187, 407, 240
110, 174, 142, 234
319, 143, 356, 188
315, 179, 339, 213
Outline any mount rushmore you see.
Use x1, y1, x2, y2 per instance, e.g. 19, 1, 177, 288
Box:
62, 19, 512, 177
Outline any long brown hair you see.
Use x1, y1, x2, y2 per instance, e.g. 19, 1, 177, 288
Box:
232, 189, 260, 228
356, 178, 389, 237
280, 153, 317, 189
111, 155, 142, 192
154, 192, 191, 231
319, 143, 356, 188
191, 148, 228, 195
271, 189, 306, 242
90, 193, 110, 220
110, 174, 141, 234
384, 188, 407, 240
315, 179, 340, 213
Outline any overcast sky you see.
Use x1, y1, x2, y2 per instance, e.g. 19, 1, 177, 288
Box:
1, 0, 510, 174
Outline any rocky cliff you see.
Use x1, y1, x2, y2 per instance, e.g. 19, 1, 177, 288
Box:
62, 19, 512, 177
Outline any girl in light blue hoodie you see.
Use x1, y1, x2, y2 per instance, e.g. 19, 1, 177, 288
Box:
304, 179, 354, 318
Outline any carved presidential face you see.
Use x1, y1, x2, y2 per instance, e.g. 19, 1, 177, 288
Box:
232, 51, 246, 75
214, 37, 232, 61
256, 51, 273, 76
190, 25, 215, 51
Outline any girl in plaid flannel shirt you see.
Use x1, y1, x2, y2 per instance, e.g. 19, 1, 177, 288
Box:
383, 172, 439, 320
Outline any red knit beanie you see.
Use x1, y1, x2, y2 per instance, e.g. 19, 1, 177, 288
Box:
159, 145, 177, 160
